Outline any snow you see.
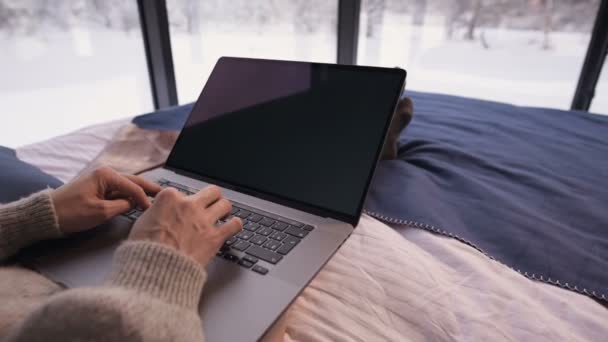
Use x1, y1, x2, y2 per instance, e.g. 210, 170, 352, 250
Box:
170, 23, 336, 103
0, 29, 153, 148
591, 67, 608, 114
358, 13, 608, 112
1, 14, 606, 148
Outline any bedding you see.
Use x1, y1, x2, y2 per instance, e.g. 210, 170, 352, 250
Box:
365, 91, 608, 301
16, 119, 129, 183
27, 90, 607, 302
14, 91, 608, 340
14, 121, 608, 341
0, 145, 61, 203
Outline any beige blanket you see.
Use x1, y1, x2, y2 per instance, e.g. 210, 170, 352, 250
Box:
17, 121, 608, 341
286, 216, 607, 341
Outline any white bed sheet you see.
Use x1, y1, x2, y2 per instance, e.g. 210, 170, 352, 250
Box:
16, 118, 130, 183
17, 123, 608, 341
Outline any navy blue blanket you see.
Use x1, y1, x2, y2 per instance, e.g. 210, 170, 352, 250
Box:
366, 91, 608, 301
0, 145, 62, 203
133, 91, 608, 301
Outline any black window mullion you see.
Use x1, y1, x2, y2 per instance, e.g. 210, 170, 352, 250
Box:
137, 0, 178, 109
337, 0, 361, 65
571, 0, 608, 112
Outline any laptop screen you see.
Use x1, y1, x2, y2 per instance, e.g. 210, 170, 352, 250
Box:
166, 57, 405, 225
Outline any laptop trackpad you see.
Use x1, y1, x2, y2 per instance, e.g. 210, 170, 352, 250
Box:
22, 216, 299, 341
200, 258, 299, 341
21, 217, 132, 288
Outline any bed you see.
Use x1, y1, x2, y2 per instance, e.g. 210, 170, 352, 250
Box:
12, 91, 608, 341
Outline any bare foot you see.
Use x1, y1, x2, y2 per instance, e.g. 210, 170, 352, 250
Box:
381, 97, 414, 160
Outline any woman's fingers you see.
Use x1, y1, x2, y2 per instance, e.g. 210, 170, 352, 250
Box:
217, 217, 243, 241
193, 185, 222, 207
206, 198, 232, 222
100, 169, 151, 209
124, 174, 162, 195
102, 198, 133, 217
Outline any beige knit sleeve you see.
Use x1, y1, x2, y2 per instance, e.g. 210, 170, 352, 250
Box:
107, 241, 207, 310
0, 191, 62, 261
5, 241, 208, 342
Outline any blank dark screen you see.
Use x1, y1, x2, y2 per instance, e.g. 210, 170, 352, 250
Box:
167, 58, 404, 221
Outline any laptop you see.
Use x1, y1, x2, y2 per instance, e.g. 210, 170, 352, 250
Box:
25, 57, 406, 341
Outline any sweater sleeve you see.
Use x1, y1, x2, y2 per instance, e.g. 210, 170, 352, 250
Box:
5, 241, 208, 342
0, 191, 62, 262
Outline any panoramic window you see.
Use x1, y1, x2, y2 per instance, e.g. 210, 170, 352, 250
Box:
590, 59, 607, 114
0, 0, 153, 147
167, 0, 339, 103
357, 0, 601, 111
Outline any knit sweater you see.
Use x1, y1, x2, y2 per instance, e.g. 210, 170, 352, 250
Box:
0, 191, 207, 341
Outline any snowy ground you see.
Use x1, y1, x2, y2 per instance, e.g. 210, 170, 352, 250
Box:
0, 29, 153, 148
170, 23, 336, 103
1, 14, 606, 148
358, 13, 607, 112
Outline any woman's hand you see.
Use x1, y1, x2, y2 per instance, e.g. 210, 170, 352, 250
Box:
128, 186, 243, 267
51, 166, 161, 234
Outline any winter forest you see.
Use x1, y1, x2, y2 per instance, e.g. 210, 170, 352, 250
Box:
0, 0, 605, 147
0, 1, 598, 37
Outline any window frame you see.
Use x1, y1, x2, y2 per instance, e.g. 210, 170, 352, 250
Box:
137, 0, 607, 112
572, 0, 608, 111
137, 0, 179, 108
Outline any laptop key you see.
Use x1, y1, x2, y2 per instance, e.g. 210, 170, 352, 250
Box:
271, 221, 288, 231
233, 240, 251, 252
270, 231, 287, 241
235, 210, 251, 219
243, 222, 260, 232
242, 255, 258, 264
224, 236, 238, 246
128, 210, 143, 220
238, 259, 254, 268
303, 225, 315, 231
248, 214, 263, 223
263, 240, 281, 251
236, 230, 254, 240
230, 207, 238, 214
257, 226, 273, 236
283, 235, 300, 247
246, 245, 282, 264
285, 226, 308, 238
289, 221, 304, 228
277, 242, 296, 255
223, 253, 238, 262
252, 265, 269, 275
249, 235, 267, 246
122, 211, 135, 220
259, 217, 275, 227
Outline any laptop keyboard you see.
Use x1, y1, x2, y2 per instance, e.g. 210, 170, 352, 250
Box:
122, 179, 315, 276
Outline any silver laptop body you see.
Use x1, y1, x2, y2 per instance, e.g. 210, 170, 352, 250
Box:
24, 57, 406, 341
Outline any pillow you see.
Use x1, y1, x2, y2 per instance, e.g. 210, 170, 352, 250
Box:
132, 103, 193, 131
0, 146, 63, 203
